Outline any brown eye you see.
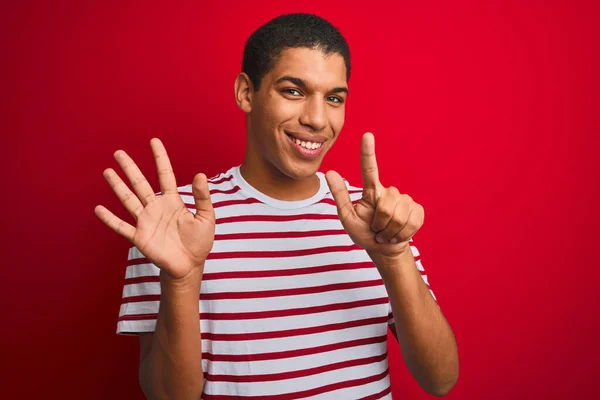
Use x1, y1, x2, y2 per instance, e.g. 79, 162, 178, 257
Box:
327, 96, 343, 104
284, 88, 302, 96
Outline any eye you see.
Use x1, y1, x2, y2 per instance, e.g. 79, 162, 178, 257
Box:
327, 96, 344, 104
283, 88, 303, 96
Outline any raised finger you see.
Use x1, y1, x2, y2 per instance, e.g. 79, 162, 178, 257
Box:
150, 138, 178, 195
103, 168, 144, 220
325, 170, 356, 224
114, 149, 156, 206
192, 173, 215, 224
361, 132, 381, 191
94, 205, 136, 242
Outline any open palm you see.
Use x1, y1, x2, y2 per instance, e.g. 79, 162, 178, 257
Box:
94, 138, 215, 280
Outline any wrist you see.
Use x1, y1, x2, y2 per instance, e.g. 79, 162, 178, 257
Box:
368, 244, 414, 271
160, 265, 204, 291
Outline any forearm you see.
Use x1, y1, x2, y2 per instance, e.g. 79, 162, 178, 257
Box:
370, 249, 459, 397
140, 267, 204, 400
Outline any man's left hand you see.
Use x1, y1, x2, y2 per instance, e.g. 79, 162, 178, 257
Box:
325, 132, 424, 258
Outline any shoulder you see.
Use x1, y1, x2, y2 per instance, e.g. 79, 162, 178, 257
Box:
207, 169, 236, 187
156, 168, 238, 206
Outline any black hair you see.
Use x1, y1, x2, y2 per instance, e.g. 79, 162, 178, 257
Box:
242, 13, 351, 91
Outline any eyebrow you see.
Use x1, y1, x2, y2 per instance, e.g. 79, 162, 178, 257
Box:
275, 76, 349, 95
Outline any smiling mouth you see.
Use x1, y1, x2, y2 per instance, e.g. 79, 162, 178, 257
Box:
285, 132, 324, 150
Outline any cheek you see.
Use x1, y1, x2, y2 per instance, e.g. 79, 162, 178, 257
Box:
260, 94, 297, 130
274, 97, 301, 123
329, 108, 345, 136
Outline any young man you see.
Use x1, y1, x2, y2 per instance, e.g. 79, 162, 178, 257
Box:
95, 13, 458, 399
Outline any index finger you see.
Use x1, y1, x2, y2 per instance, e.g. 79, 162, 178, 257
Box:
150, 138, 178, 195
361, 132, 380, 189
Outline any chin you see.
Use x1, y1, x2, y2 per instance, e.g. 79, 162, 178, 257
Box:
279, 159, 322, 180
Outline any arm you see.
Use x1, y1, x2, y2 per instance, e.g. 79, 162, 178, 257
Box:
371, 250, 458, 397
139, 267, 204, 400
94, 138, 215, 400
324, 133, 459, 397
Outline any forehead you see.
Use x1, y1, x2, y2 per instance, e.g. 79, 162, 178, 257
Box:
267, 47, 347, 89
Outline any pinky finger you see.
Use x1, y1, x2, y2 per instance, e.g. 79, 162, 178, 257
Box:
94, 205, 136, 242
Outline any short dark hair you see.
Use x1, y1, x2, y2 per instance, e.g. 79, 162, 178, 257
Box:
242, 13, 351, 91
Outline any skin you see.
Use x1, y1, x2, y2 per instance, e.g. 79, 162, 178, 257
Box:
236, 47, 459, 395
326, 134, 459, 396
95, 142, 213, 399
95, 46, 458, 398
235, 47, 348, 200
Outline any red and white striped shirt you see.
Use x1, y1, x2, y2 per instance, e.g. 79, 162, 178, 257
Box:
117, 165, 435, 399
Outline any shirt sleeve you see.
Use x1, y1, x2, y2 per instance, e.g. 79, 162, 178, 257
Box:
387, 239, 438, 326
411, 239, 437, 303
116, 246, 162, 335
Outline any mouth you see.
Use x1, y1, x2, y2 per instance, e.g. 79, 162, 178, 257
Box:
284, 131, 326, 159
284, 131, 325, 150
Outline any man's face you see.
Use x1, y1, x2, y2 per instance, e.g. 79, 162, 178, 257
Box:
247, 47, 348, 180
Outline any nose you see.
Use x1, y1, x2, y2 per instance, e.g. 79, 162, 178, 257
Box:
299, 97, 327, 131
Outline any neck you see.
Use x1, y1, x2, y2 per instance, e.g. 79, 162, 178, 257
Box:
240, 154, 320, 201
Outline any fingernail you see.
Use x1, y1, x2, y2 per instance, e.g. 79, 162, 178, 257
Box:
375, 235, 385, 243
389, 238, 398, 244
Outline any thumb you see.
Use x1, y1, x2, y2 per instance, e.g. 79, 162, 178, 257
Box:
192, 173, 215, 223
325, 170, 355, 223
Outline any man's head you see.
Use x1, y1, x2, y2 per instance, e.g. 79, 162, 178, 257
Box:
235, 13, 351, 182
242, 13, 351, 91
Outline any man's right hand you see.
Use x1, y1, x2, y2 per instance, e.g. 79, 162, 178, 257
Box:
94, 138, 215, 281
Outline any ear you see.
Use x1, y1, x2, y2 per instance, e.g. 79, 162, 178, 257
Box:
234, 72, 254, 113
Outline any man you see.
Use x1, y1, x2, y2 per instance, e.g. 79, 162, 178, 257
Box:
95, 13, 458, 399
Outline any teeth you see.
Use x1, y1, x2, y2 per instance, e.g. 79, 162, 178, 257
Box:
292, 137, 322, 149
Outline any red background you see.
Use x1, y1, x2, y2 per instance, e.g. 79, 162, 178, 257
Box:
3, 1, 599, 398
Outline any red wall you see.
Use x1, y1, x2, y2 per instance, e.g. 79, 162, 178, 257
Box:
3, 1, 599, 398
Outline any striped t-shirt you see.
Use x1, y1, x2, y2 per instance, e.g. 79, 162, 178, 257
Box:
117, 165, 435, 399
